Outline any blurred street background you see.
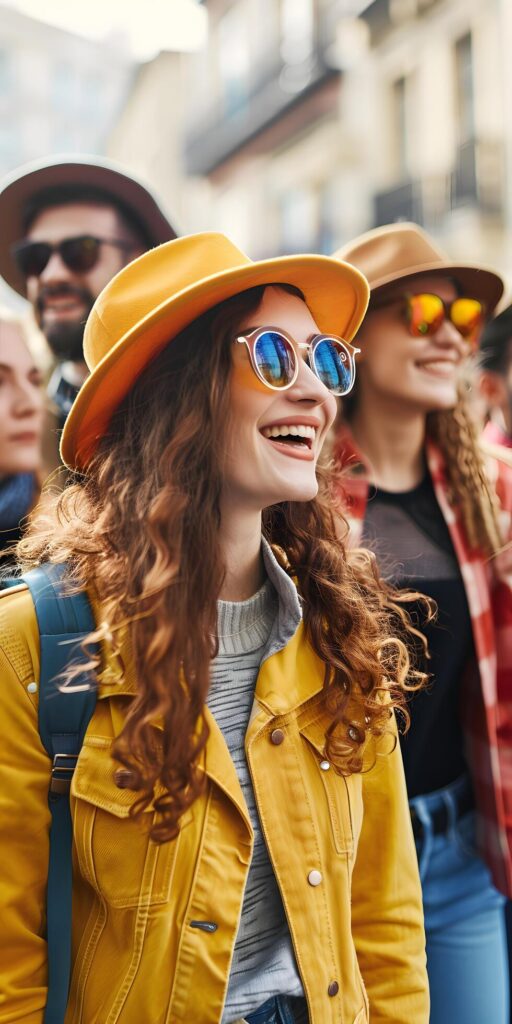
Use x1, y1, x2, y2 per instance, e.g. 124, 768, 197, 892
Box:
2, 0, 512, 307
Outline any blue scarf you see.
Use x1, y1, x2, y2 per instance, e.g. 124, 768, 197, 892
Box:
0, 473, 35, 531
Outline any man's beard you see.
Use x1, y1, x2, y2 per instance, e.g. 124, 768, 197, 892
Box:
44, 319, 91, 362
36, 284, 95, 362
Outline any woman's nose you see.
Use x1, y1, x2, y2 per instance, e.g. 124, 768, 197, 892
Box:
12, 380, 43, 418
288, 353, 330, 403
432, 317, 467, 354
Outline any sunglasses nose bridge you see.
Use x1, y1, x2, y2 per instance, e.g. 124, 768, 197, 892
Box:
431, 315, 467, 349
293, 343, 338, 398
36, 243, 73, 280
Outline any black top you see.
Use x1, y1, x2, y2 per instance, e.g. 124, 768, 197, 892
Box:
362, 472, 474, 797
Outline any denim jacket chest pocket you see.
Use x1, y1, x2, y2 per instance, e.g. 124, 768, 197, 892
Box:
71, 736, 191, 909
299, 713, 363, 857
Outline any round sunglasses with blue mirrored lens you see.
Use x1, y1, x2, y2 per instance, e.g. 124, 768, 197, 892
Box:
236, 327, 360, 396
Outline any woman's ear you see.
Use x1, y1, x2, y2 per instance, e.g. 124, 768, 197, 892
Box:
478, 369, 508, 411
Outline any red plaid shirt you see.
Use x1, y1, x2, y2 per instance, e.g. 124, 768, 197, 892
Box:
334, 430, 512, 896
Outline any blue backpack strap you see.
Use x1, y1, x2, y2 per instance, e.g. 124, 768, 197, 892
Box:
4, 564, 98, 1024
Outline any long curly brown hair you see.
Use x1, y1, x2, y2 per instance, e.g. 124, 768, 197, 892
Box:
19, 285, 425, 842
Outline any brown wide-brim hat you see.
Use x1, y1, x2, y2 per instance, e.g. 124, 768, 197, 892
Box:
60, 231, 370, 470
0, 154, 178, 297
334, 222, 504, 314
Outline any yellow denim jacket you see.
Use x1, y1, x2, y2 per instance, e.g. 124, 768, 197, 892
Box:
0, 585, 428, 1024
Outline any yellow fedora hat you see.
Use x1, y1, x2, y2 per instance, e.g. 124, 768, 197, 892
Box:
60, 231, 369, 469
334, 222, 504, 311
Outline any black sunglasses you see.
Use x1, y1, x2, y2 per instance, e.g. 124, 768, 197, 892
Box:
11, 235, 134, 278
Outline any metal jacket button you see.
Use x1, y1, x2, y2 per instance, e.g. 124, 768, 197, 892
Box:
308, 869, 323, 886
328, 981, 339, 996
270, 728, 285, 745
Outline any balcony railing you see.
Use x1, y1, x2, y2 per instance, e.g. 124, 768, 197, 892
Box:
185, 31, 339, 175
374, 179, 423, 226
451, 138, 504, 213
373, 139, 504, 228
451, 139, 478, 206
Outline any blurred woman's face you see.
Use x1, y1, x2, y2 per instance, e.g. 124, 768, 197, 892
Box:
0, 321, 44, 477
223, 286, 338, 511
355, 274, 468, 414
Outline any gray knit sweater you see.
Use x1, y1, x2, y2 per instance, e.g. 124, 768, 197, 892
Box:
208, 541, 304, 1023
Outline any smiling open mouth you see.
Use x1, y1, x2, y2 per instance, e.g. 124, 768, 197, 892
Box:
260, 424, 316, 450
416, 360, 457, 377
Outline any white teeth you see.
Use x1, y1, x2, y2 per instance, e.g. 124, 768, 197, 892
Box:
419, 361, 455, 373
261, 424, 316, 440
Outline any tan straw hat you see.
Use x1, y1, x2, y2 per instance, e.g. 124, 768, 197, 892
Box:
60, 231, 369, 470
334, 221, 504, 312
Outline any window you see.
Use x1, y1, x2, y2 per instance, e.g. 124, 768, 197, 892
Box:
318, 179, 338, 254
280, 0, 314, 64
0, 125, 20, 174
393, 76, 406, 173
218, 3, 250, 116
454, 33, 474, 143
248, 0, 279, 71
392, 75, 411, 176
279, 186, 318, 253
52, 61, 76, 111
0, 50, 11, 92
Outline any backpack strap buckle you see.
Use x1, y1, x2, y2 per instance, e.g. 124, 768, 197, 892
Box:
50, 753, 79, 795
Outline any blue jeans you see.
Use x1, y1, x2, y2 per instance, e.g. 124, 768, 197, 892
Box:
245, 996, 307, 1023
411, 776, 509, 1024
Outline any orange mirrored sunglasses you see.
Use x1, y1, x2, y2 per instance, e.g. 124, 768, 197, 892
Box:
373, 291, 485, 347
404, 293, 485, 346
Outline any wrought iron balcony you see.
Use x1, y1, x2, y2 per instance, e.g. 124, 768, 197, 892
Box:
451, 139, 478, 207
185, 46, 339, 175
451, 138, 504, 214
373, 179, 423, 226
373, 139, 504, 230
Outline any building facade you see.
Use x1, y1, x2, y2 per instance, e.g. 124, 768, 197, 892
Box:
105, 0, 512, 280
182, 0, 347, 257
0, 6, 134, 175
352, 0, 508, 268
107, 51, 189, 229
0, 4, 134, 308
